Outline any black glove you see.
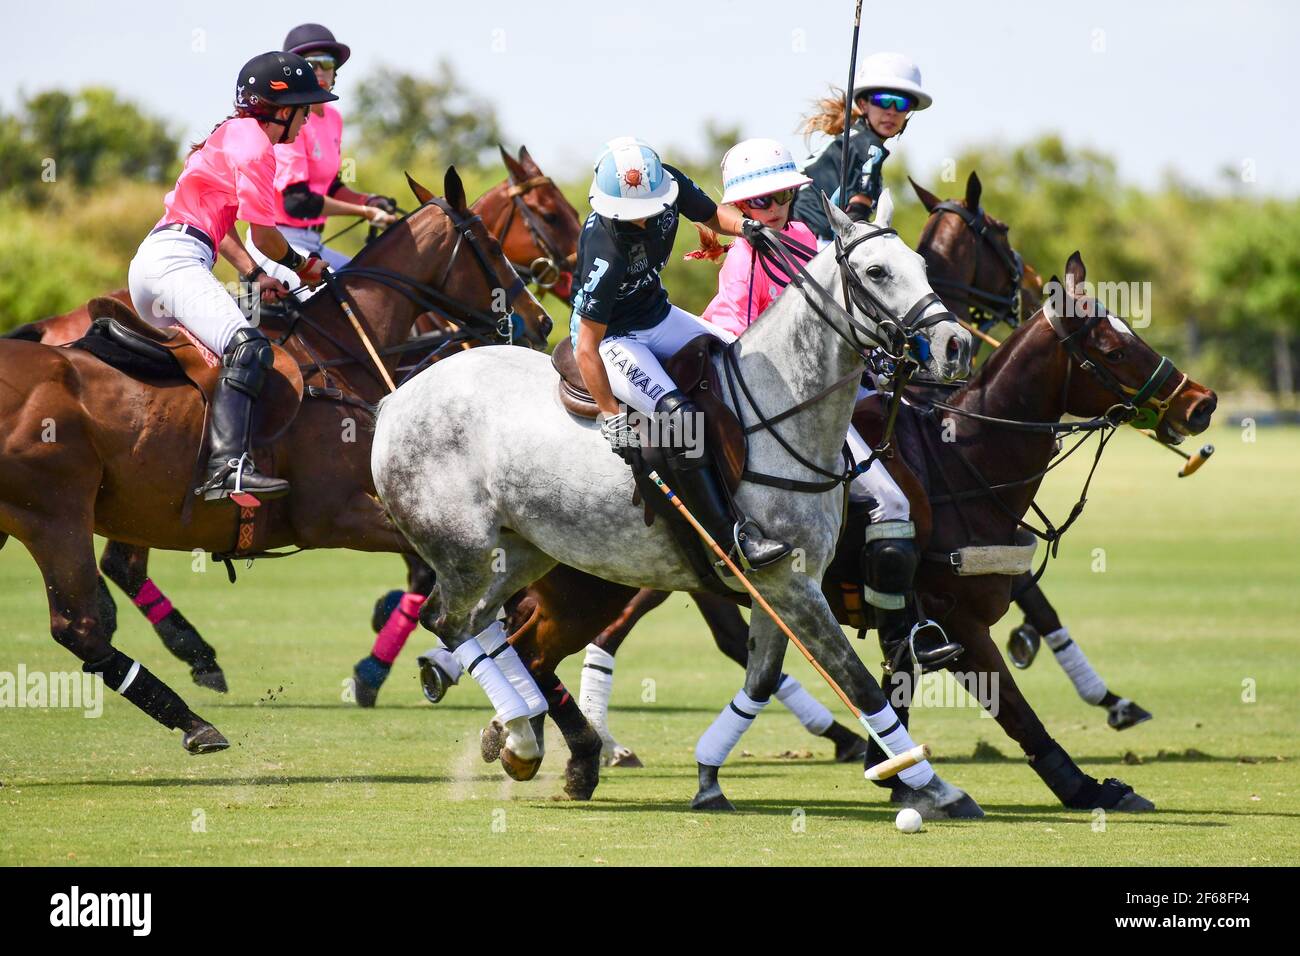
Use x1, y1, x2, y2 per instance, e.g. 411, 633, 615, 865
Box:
740, 217, 765, 241
366, 194, 399, 214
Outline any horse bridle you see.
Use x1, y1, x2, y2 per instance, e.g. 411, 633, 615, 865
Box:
711, 223, 958, 494
489, 172, 572, 290
924, 200, 1025, 330
274, 196, 532, 394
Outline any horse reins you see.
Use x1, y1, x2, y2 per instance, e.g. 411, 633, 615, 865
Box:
714, 223, 950, 493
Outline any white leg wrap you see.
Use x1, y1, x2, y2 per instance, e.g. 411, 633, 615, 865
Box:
864, 704, 934, 788
696, 690, 769, 767
577, 644, 619, 748
775, 675, 834, 735
1045, 627, 1108, 705
452, 637, 529, 724
476, 621, 547, 718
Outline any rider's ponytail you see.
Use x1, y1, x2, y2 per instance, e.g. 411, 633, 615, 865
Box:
798, 86, 863, 142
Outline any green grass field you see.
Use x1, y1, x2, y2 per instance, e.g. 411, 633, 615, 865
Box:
1, 422, 1297, 866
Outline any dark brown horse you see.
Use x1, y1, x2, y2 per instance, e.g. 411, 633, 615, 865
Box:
3, 149, 580, 695
0, 167, 552, 753
489, 247, 1215, 810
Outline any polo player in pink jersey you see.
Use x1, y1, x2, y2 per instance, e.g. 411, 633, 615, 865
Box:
128, 51, 337, 504
246, 23, 399, 295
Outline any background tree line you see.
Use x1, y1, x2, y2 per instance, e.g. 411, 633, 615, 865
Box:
1, 62, 1295, 406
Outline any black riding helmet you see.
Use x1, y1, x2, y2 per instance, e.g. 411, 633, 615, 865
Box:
234, 51, 337, 141
283, 23, 351, 67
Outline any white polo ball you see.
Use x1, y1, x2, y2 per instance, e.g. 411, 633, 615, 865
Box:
895, 808, 923, 833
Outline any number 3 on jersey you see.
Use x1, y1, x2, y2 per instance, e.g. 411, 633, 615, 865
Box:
582, 257, 609, 292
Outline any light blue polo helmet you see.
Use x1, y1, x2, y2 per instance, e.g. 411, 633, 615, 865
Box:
589, 136, 679, 220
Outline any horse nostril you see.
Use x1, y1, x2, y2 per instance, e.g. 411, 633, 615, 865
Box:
946, 336, 960, 359
1189, 394, 1217, 430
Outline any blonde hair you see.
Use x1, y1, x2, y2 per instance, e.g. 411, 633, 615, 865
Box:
798, 86, 863, 141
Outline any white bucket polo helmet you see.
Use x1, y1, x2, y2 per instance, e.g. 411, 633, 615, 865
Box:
719, 138, 813, 206
852, 51, 933, 110
589, 136, 679, 220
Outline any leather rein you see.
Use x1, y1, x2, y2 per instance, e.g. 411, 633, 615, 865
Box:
924, 200, 1025, 331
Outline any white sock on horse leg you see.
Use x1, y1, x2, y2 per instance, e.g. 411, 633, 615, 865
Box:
420, 637, 463, 684
577, 644, 616, 741
696, 690, 769, 767
864, 704, 934, 788
775, 674, 834, 735
452, 637, 530, 723
476, 620, 547, 718
1044, 627, 1108, 705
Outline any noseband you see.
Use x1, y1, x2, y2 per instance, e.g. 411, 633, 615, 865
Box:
925, 200, 1024, 330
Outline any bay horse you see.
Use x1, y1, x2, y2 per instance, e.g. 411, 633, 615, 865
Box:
495, 250, 1214, 811
0, 167, 552, 754
2, 148, 579, 696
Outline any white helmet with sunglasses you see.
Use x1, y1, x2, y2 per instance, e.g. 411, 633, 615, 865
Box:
852, 51, 933, 111
720, 138, 812, 207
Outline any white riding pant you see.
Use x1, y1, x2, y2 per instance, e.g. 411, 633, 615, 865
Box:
128, 230, 250, 356
846, 385, 910, 523
245, 225, 352, 300
598, 304, 735, 415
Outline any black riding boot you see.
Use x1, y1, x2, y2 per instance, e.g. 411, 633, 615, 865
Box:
658, 391, 790, 572
196, 327, 289, 503
861, 521, 962, 673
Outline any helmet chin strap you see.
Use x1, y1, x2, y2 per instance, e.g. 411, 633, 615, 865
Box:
262, 106, 303, 144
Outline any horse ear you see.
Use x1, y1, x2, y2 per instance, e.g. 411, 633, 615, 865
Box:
874, 188, 895, 228
499, 145, 526, 183
964, 170, 983, 211
405, 172, 434, 205
1065, 250, 1086, 291
518, 145, 541, 175
819, 191, 855, 240
1043, 274, 1068, 336
909, 176, 941, 212
444, 166, 468, 213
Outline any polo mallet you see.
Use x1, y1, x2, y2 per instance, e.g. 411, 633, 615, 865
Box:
963, 322, 1212, 476
837, 0, 865, 211
648, 470, 929, 781
322, 268, 397, 393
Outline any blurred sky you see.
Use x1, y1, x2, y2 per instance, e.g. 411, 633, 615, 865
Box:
6, 0, 1297, 196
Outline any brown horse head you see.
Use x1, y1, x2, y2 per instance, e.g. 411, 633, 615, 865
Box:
1039, 252, 1216, 443
913, 171, 1025, 328
480, 145, 581, 302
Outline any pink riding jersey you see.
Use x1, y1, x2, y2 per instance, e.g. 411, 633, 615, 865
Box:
701, 219, 818, 337
273, 104, 344, 228
155, 116, 280, 243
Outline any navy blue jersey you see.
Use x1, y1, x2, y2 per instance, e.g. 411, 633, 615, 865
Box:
570, 164, 717, 338
793, 120, 889, 241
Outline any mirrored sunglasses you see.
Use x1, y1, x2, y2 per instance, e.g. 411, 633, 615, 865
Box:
744, 189, 796, 210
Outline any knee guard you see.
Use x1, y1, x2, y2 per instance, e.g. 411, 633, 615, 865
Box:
860, 520, 918, 610
220, 327, 273, 398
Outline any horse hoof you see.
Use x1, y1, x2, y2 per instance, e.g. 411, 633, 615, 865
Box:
417, 654, 453, 705
1007, 622, 1041, 669
480, 720, 507, 763
691, 788, 735, 812
609, 746, 643, 768
1107, 698, 1153, 731
893, 775, 985, 820
182, 723, 229, 755
191, 665, 228, 694
835, 735, 870, 764
563, 746, 602, 800
501, 747, 542, 782
1099, 778, 1155, 812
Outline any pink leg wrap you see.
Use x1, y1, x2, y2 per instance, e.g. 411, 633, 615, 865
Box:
132, 578, 174, 626
372, 593, 426, 665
